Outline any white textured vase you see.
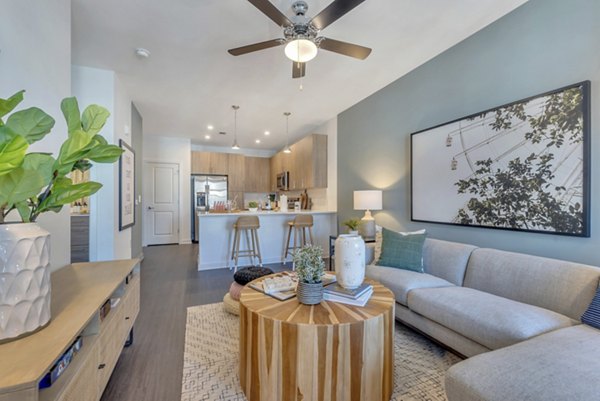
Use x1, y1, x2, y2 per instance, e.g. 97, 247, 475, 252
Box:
335, 234, 365, 289
0, 223, 51, 342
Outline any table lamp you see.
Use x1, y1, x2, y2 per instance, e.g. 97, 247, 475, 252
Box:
353, 190, 382, 239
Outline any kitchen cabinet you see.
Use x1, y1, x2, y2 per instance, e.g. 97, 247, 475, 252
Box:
271, 134, 327, 190
228, 154, 245, 192
244, 156, 271, 193
191, 151, 228, 175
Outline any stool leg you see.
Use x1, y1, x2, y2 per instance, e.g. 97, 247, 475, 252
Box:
250, 228, 257, 266
244, 229, 253, 266
308, 227, 314, 245
229, 228, 237, 270
302, 227, 306, 246
234, 229, 241, 272
293, 226, 299, 271
283, 225, 292, 264
254, 229, 263, 267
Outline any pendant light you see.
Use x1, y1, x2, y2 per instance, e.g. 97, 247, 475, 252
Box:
283, 112, 292, 153
231, 105, 240, 150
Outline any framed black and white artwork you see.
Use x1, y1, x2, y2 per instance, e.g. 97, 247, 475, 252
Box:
119, 139, 135, 231
411, 81, 591, 237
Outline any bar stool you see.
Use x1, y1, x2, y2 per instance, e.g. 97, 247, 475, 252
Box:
230, 216, 262, 272
282, 214, 314, 268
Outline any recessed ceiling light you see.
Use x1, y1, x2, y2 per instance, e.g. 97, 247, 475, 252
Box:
204, 135, 211, 140
207, 125, 214, 130
135, 48, 151, 58
264, 131, 270, 136
255, 139, 261, 144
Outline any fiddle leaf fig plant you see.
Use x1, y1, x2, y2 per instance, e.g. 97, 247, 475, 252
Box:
0, 91, 124, 224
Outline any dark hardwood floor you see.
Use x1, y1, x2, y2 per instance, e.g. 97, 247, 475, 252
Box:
101, 244, 287, 401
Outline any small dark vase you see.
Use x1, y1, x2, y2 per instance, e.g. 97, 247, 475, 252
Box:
296, 281, 323, 305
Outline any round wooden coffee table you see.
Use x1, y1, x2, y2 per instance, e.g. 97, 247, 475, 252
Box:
239, 275, 395, 401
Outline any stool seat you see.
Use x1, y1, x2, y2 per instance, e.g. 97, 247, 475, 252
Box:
282, 214, 314, 269
234, 216, 260, 229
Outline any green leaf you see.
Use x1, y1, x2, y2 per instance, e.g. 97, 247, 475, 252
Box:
38, 181, 102, 213
15, 201, 31, 222
0, 90, 25, 119
86, 144, 124, 163
22, 153, 55, 183
0, 134, 28, 176
55, 129, 95, 175
0, 167, 45, 207
61, 97, 81, 134
82, 105, 110, 136
5, 107, 55, 144
92, 134, 108, 146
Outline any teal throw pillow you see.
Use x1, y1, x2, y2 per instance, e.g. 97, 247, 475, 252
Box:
376, 228, 426, 272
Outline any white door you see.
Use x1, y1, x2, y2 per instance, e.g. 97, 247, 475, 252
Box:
144, 162, 180, 245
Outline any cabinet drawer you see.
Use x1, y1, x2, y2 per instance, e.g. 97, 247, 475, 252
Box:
97, 307, 125, 391
56, 342, 99, 401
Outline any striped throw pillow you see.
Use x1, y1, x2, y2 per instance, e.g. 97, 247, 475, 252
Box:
581, 287, 600, 329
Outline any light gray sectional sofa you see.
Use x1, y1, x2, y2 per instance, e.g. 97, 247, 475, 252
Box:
366, 238, 600, 401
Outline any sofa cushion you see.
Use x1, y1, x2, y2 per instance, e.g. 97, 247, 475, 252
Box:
581, 286, 600, 329
445, 325, 600, 401
464, 248, 600, 320
376, 228, 426, 272
366, 264, 454, 306
407, 286, 577, 350
422, 238, 477, 286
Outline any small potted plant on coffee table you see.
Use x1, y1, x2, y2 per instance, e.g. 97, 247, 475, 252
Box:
343, 218, 361, 235
294, 245, 325, 305
248, 201, 258, 212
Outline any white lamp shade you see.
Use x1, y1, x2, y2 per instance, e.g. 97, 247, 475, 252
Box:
284, 39, 318, 63
353, 190, 382, 211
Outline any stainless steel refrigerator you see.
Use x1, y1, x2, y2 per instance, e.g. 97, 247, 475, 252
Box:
191, 175, 228, 242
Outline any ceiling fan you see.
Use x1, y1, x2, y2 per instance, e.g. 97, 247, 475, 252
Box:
228, 0, 372, 79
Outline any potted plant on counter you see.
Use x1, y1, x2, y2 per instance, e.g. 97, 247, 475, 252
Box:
294, 245, 325, 305
343, 218, 361, 235
0, 91, 123, 342
248, 201, 258, 212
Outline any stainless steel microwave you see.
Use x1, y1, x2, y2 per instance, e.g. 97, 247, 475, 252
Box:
276, 171, 289, 191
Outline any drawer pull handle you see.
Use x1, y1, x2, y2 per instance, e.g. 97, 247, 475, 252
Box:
125, 317, 130, 320
98, 363, 106, 370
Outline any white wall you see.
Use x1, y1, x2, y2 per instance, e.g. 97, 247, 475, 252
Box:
0, 0, 72, 271
143, 136, 192, 245
72, 66, 133, 261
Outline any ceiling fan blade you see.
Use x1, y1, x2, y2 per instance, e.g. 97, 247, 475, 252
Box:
247, 0, 292, 27
310, 0, 367, 30
228, 39, 283, 56
319, 38, 372, 60
292, 62, 306, 79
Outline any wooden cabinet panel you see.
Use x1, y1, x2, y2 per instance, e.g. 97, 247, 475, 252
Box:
209, 153, 229, 175
269, 134, 327, 191
228, 154, 245, 192
270, 152, 281, 192
191, 152, 211, 174
312, 134, 328, 188
256, 158, 270, 193
55, 343, 98, 401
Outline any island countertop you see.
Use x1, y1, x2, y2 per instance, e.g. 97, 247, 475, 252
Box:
198, 210, 336, 217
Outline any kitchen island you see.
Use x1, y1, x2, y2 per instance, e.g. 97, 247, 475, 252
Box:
196, 210, 337, 270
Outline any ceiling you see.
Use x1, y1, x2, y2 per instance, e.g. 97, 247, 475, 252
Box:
72, 0, 528, 151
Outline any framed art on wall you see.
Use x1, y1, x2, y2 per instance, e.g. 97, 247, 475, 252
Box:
411, 81, 591, 237
119, 139, 135, 231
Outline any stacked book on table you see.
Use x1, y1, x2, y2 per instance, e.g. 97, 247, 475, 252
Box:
323, 282, 373, 307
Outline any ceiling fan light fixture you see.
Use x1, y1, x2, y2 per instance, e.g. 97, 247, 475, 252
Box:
284, 39, 318, 63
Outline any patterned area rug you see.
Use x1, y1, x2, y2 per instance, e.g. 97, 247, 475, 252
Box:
181, 303, 461, 401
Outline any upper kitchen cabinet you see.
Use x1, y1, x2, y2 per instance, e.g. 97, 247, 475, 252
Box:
272, 134, 327, 190
191, 151, 228, 175
244, 156, 271, 193
270, 152, 282, 192
228, 153, 245, 192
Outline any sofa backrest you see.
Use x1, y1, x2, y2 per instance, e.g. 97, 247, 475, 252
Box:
464, 248, 600, 321
423, 238, 478, 286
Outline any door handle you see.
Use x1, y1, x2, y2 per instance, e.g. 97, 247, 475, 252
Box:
147, 206, 154, 210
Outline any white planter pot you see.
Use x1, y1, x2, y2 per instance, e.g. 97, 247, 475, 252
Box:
0, 223, 51, 342
334, 234, 365, 289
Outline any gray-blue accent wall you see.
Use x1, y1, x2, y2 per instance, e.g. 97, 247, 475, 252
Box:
337, 0, 600, 265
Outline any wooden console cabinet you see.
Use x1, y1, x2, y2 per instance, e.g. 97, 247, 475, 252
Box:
0, 259, 140, 401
